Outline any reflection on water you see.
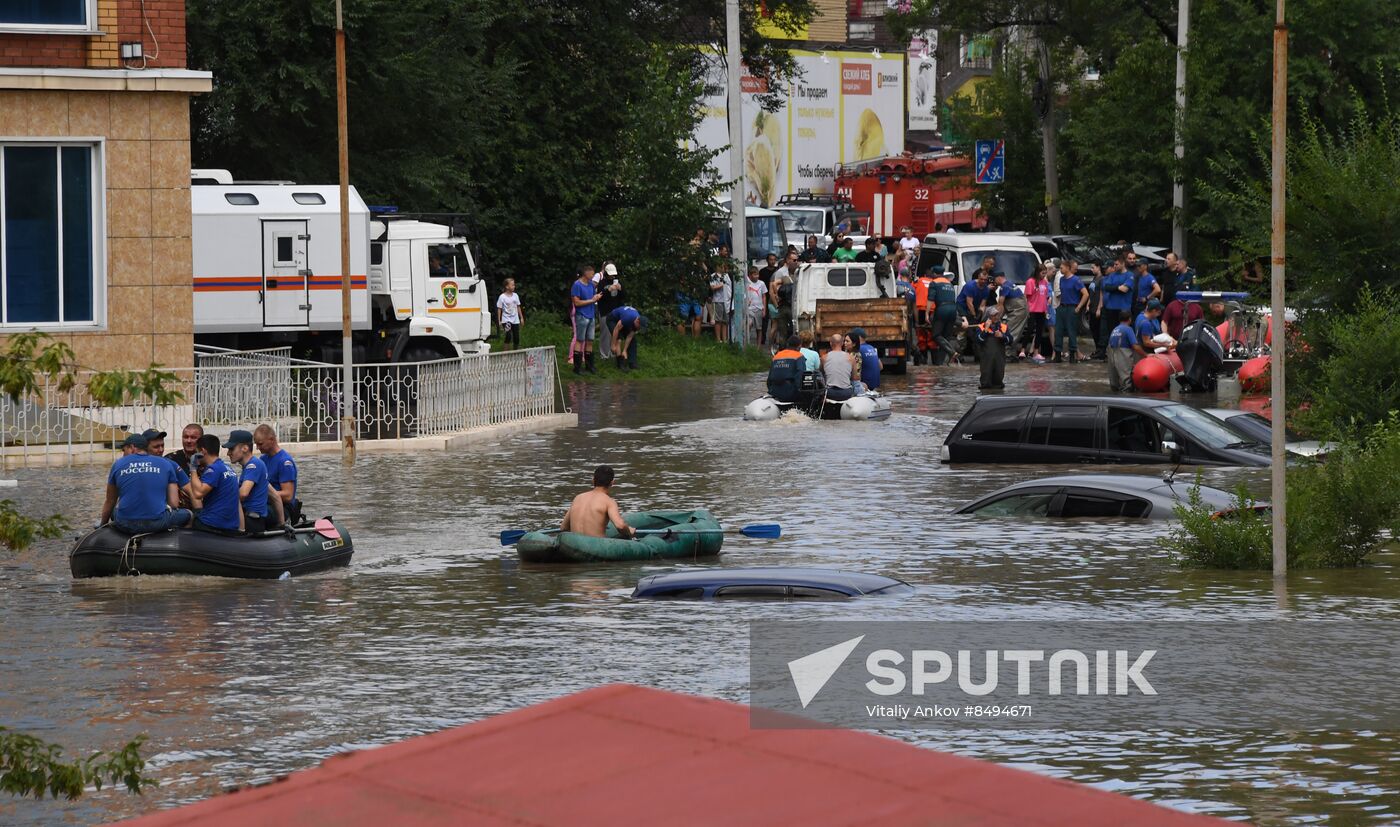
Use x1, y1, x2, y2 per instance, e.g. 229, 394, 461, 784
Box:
1, 362, 1396, 825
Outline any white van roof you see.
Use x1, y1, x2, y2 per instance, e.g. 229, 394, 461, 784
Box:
922, 232, 1033, 248
713, 197, 781, 218
191, 184, 369, 216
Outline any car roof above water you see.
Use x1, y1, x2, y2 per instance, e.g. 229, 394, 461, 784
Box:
965, 395, 1181, 412
633, 567, 911, 598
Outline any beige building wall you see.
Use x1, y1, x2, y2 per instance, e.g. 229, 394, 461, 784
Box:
0, 88, 194, 371
808, 0, 848, 43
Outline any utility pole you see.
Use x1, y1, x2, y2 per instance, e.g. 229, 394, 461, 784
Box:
335, 0, 355, 463
726, 0, 748, 346
1035, 37, 1062, 235
1171, 0, 1189, 256
1269, 0, 1287, 578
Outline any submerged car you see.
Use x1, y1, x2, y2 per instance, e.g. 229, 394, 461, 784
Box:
954, 474, 1235, 519
1204, 409, 1330, 458
632, 567, 913, 600
941, 396, 1271, 466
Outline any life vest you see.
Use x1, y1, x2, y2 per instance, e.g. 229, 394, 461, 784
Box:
913, 277, 934, 309
767, 355, 807, 403
977, 320, 1008, 340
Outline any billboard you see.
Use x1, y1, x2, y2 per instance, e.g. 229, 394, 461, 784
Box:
695, 50, 905, 206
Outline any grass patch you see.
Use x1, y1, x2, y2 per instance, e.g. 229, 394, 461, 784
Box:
506, 319, 770, 381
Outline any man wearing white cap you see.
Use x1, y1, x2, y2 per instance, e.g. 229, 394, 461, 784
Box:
596, 262, 624, 358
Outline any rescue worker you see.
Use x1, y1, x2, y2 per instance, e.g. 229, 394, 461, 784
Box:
1135, 299, 1175, 352
1106, 311, 1140, 393
1053, 259, 1089, 363
164, 423, 204, 467
224, 429, 283, 533
1098, 256, 1134, 351
929, 264, 960, 365
1130, 260, 1160, 319
561, 466, 635, 539
254, 424, 300, 526
976, 308, 1009, 391
189, 433, 243, 534
957, 271, 991, 359
99, 433, 190, 534
142, 429, 193, 510
767, 336, 808, 405
911, 267, 937, 364
993, 272, 1028, 360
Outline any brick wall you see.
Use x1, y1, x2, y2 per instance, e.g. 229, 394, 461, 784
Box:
0, 0, 186, 71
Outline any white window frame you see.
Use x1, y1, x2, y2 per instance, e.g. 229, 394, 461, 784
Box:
0, 137, 107, 331
0, 0, 99, 34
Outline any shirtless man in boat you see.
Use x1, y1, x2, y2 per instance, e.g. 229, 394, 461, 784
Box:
561, 465, 636, 539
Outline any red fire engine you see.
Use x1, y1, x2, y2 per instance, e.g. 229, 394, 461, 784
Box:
833, 153, 986, 238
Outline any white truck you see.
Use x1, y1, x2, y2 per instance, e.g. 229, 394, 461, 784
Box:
191, 173, 490, 362
792, 262, 909, 373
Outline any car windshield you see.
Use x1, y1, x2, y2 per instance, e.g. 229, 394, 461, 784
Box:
1158, 404, 1259, 449
779, 209, 826, 234
1061, 238, 1112, 263
747, 215, 786, 261
960, 250, 1039, 283
1227, 412, 1303, 443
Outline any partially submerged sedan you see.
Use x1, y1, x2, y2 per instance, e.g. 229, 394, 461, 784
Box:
954, 474, 1236, 519
633, 568, 913, 600
1204, 408, 1330, 458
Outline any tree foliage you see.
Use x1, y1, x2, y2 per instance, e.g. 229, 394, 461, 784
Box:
187, 0, 814, 316
0, 730, 152, 800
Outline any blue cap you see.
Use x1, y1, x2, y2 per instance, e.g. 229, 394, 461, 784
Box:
120, 433, 148, 449
222, 429, 253, 449
140, 428, 167, 442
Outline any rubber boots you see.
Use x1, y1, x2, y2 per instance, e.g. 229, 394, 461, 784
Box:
585, 353, 596, 374
572, 352, 582, 374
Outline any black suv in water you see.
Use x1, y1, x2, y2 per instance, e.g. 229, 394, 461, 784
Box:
941, 396, 1271, 466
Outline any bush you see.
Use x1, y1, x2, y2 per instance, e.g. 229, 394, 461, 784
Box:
1294, 288, 1400, 441
1168, 420, 1400, 569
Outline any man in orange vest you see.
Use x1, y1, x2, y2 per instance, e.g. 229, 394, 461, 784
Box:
911, 269, 937, 364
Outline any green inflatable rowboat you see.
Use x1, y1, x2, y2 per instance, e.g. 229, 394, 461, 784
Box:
517, 510, 723, 563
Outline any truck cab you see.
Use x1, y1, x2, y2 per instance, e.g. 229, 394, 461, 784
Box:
368, 219, 490, 359
775, 193, 868, 248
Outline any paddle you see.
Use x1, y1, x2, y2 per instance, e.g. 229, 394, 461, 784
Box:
498, 523, 781, 547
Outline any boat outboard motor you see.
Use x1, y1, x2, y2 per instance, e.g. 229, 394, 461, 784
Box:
793, 369, 826, 417
766, 355, 806, 404
1174, 319, 1225, 392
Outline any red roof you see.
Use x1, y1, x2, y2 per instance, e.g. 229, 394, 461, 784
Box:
120, 684, 1226, 826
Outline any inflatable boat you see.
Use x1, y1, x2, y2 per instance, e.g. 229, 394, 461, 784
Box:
517, 510, 723, 563
743, 392, 892, 422
69, 518, 353, 579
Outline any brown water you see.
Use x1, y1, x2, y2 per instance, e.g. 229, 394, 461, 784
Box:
2, 362, 1398, 825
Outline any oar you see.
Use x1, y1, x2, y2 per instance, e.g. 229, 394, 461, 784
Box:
498, 523, 781, 546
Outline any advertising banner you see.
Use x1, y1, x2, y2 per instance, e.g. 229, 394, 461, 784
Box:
696, 50, 905, 206
908, 56, 937, 130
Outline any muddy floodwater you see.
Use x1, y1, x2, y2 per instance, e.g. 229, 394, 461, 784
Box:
3, 362, 1398, 825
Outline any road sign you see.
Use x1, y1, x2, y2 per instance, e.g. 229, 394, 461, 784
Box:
974, 139, 1005, 184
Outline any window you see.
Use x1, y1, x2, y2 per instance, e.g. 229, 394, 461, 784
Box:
1060, 493, 1142, 519
788, 587, 851, 600
1157, 404, 1252, 449
917, 247, 954, 278
1043, 405, 1099, 449
648, 588, 704, 600
1106, 407, 1162, 454
370, 243, 384, 266
274, 236, 295, 265
225, 193, 259, 206
428, 243, 470, 279
292, 192, 326, 205
959, 250, 1039, 283
973, 492, 1055, 517
826, 268, 849, 287
965, 405, 1027, 443
0, 0, 94, 30
846, 268, 867, 286
1, 143, 101, 327
715, 584, 790, 599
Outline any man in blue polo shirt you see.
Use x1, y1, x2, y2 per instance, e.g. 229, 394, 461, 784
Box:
189, 433, 242, 533
1135, 299, 1174, 352
1053, 260, 1089, 363
1106, 311, 1142, 392
957, 272, 990, 359
570, 265, 602, 374
1130, 261, 1160, 318
606, 305, 647, 370
254, 424, 299, 526
100, 433, 190, 534
141, 429, 193, 508
1098, 256, 1134, 354
225, 429, 282, 533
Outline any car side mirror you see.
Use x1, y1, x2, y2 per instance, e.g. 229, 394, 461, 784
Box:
1162, 440, 1182, 464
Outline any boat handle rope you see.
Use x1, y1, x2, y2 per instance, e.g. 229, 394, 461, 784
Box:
119, 532, 154, 576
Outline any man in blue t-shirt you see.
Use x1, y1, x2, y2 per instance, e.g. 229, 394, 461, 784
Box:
100, 433, 190, 534
606, 305, 647, 370
254, 424, 300, 526
1135, 299, 1173, 352
189, 433, 243, 533
1130, 261, 1160, 317
141, 429, 193, 508
850, 328, 881, 391
1098, 257, 1133, 352
1105, 310, 1142, 392
1053, 260, 1089, 362
570, 266, 602, 374
224, 429, 282, 533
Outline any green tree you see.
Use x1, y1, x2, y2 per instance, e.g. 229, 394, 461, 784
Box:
186, 0, 814, 317
0, 332, 171, 799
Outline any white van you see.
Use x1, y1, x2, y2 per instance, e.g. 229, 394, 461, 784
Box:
916, 232, 1043, 288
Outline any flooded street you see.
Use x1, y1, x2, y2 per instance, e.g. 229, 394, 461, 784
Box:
3, 362, 1398, 825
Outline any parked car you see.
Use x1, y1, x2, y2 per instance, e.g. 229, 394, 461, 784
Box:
1029, 234, 1114, 278
632, 568, 913, 600
917, 232, 1042, 287
954, 474, 1236, 519
1204, 409, 1330, 458
940, 396, 1271, 466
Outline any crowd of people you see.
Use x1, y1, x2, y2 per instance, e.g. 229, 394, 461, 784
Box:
100, 423, 302, 537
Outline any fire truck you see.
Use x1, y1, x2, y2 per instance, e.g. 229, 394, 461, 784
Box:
833, 153, 986, 239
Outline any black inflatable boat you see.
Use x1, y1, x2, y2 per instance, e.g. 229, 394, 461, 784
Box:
69, 518, 353, 579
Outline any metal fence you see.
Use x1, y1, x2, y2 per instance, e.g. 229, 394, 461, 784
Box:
0, 346, 560, 466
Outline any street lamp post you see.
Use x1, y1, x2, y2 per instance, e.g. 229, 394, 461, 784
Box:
335, 0, 355, 463
726, 0, 747, 347
1269, 0, 1288, 577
